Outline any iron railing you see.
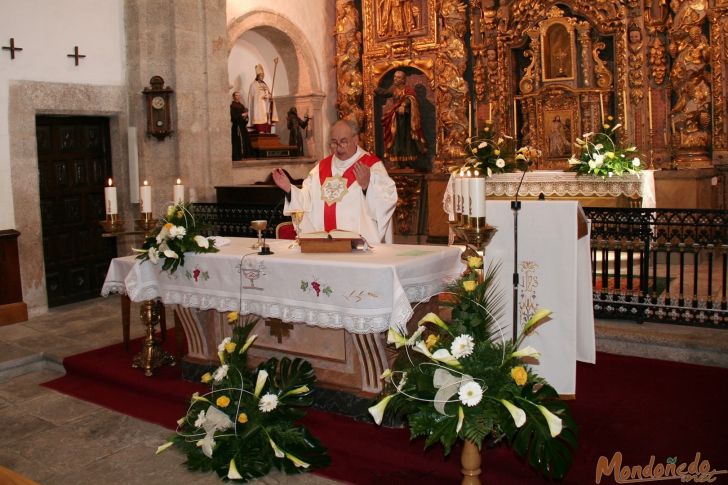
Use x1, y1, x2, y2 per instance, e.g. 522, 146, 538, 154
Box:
191, 203, 727, 329
584, 208, 727, 328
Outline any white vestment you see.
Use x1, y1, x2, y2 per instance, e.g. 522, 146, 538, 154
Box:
284, 147, 398, 244
247, 79, 279, 126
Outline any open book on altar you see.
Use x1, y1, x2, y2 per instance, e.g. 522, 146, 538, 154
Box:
298, 230, 368, 253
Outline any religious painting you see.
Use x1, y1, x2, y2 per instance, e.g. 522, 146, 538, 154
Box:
543, 110, 573, 159
375, 0, 427, 39
373, 67, 434, 172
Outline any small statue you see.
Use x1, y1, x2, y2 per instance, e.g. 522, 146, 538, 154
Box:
287, 107, 310, 157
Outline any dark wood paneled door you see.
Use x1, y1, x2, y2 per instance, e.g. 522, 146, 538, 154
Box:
36, 116, 117, 307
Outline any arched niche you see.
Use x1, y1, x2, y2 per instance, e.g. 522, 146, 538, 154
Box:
228, 10, 325, 162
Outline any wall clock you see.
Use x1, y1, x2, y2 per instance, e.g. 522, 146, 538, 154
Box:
142, 76, 174, 140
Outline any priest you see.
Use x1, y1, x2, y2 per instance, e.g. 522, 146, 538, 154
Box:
271, 119, 398, 243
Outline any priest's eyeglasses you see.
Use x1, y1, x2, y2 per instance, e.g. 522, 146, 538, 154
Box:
329, 138, 351, 148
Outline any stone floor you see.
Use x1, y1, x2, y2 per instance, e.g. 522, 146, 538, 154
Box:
0, 297, 342, 485
0, 296, 726, 484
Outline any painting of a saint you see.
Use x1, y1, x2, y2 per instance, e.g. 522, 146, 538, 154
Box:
546, 113, 571, 157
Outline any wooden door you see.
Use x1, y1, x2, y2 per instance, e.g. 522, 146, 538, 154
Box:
36, 116, 117, 307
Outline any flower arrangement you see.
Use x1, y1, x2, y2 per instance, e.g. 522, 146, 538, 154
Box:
369, 258, 577, 480
134, 203, 219, 273
568, 118, 642, 178
156, 313, 330, 481
461, 121, 518, 176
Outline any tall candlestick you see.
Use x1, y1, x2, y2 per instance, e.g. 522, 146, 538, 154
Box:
469, 177, 486, 217
647, 88, 653, 131
513, 99, 518, 137
599, 92, 605, 125
488, 102, 493, 122
140, 180, 152, 213
468, 101, 473, 138
173, 178, 185, 204
104, 178, 118, 215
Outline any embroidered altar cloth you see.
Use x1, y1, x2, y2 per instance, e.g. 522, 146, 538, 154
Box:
102, 238, 464, 334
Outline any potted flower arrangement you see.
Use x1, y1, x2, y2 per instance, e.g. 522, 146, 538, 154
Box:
568, 117, 642, 178
369, 257, 578, 480
461, 121, 519, 176
134, 203, 219, 273
156, 313, 330, 481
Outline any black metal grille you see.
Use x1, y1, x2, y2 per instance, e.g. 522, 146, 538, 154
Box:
191, 203, 287, 240
585, 208, 727, 328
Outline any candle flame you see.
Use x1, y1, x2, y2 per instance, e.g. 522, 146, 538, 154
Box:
176, 178, 181, 185
143, 180, 149, 186
107, 178, 113, 186
473, 170, 480, 177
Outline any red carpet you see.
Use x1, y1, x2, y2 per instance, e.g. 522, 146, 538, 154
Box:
43, 334, 728, 484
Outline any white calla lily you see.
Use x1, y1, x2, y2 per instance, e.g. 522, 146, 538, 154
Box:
194, 235, 210, 248
456, 406, 465, 433
286, 452, 311, 468
254, 369, 268, 398
368, 394, 395, 425
240, 334, 258, 354
228, 458, 243, 479
432, 348, 462, 367
537, 405, 563, 437
522, 308, 552, 335
511, 346, 541, 360
269, 437, 285, 458
416, 312, 449, 330
501, 399, 526, 428
156, 441, 174, 454
387, 328, 407, 348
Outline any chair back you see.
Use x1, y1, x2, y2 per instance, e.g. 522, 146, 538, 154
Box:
276, 221, 296, 239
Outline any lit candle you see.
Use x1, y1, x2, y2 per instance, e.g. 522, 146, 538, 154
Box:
599, 92, 605, 125
140, 180, 152, 213
469, 177, 486, 217
173, 178, 185, 204
647, 88, 653, 131
461, 171, 471, 217
104, 178, 118, 215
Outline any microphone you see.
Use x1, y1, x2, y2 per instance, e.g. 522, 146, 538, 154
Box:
513, 158, 532, 209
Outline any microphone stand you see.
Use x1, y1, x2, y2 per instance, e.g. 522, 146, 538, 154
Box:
510, 160, 531, 341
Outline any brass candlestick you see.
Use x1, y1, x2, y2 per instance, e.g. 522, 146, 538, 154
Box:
99, 213, 125, 233
451, 218, 498, 263
132, 299, 175, 376
135, 212, 158, 233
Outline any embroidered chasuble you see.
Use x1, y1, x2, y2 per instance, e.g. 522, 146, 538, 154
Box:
284, 147, 398, 243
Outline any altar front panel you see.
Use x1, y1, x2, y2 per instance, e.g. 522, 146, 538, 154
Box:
484, 200, 596, 395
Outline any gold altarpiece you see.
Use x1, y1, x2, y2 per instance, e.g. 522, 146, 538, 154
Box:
334, 0, 728, 239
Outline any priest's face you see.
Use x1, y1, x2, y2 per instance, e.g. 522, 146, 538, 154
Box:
330, 122, 358, 159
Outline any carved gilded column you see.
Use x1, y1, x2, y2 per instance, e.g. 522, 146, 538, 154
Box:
334, 0, 364, 130
576, 22, 593, 87
710, 9, 727, 155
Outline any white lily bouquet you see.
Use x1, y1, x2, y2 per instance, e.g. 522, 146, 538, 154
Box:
157, 314, 330, 481
134, 203, 219, 273
568, 118, 642, 178
369, 258, 578, 480
461, 121, 518, 177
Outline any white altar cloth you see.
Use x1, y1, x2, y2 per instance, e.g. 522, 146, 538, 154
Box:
483, 200, 596, 395
102, 238, 464, 334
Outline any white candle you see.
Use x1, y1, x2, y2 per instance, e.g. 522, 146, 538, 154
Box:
469, 177, 486, 217
461, 172, 471, 216
623, 91, 628, 132
599, 92, 605, 124
104, 178, 118, 215
468, 101, 473, 138
140, 180, 152, 213
453, 175, 462, 216
173, 178, 185, 204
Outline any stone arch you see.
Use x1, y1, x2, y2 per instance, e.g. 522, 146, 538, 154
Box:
227, 10, 322, 95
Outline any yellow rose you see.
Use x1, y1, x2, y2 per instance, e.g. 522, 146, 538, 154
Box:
511, 366, 528, 386
227, 311, 239, 324
603, 124, 610, 130
163, 223, 173, 231
216, 395, 231, 408
238, 413, 248, 424
224, 341, 236, 353
467, 256, 483, 269
200, 372, 212, 383
463, 280, 477, 292
176, 210, 184, 218
425, 334, 439, 349
494, 149, 501, 156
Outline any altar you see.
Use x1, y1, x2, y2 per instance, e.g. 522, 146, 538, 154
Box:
102, 239, 464, 395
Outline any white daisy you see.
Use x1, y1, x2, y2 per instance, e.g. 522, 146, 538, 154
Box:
258, 392, 279, 413
212, 364, 228, 382
458, 381, 483, 407
451, 334, 475, 359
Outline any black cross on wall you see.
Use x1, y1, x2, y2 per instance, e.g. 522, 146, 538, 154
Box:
2, 38, 23, 60
67, 46, 86, 66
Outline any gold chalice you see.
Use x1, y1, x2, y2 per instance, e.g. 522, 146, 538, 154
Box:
250, 219, 268, 249
290, 211, 305, 248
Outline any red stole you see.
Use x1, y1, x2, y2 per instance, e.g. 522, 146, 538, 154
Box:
318, 152, 380, 232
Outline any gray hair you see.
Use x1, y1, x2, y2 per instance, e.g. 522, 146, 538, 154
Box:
333, 119, 359, 137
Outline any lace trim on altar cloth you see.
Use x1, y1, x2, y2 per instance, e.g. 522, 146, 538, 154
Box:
101, 279, 458, 334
